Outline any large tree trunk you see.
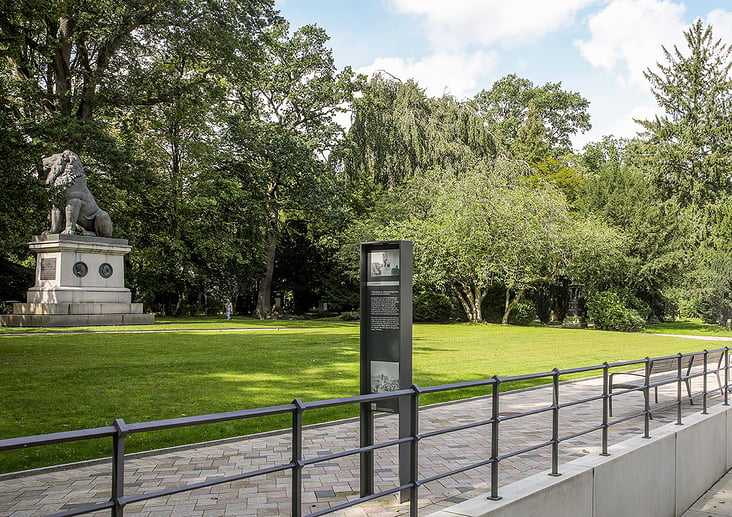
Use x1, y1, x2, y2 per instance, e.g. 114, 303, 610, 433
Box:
453, 282, 486, 323
255, 229, 277, 318
502, 287, 526, 325
256, 187, 279, 319
52, 14, 74, 116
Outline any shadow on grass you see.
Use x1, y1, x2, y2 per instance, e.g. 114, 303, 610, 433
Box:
2, 323, 686, 474
646, 318, 731, 335
0, 326, 563, 473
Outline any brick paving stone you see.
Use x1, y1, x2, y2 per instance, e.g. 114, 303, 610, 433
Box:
1, 369, 729, 516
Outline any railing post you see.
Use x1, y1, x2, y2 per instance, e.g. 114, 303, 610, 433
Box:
703, 350, 709, 415
292, 399, 305, 517
676, 353, 683, 426
725, 347, 729, 406
409, 385, 421, 517
488, 376, 502, 501
550, 368, 561, 476
643, 357, 651, 439
112, 418, 127, 517
601, 362, 610, 456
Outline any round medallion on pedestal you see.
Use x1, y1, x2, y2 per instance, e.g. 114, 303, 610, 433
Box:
73, 261, 88, 277
99, 263, 113, 278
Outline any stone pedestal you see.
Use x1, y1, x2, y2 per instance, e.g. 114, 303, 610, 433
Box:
0, 234, 154, 327
562, 315, 587, 329
562, 282, 587, 329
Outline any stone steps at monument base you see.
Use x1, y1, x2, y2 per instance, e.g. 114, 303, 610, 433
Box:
26, 287, 133, 304
12, 302, 145, 315
0, 312, 155, 327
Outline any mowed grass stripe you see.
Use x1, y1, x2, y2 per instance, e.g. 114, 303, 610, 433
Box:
0, 321, 722, 472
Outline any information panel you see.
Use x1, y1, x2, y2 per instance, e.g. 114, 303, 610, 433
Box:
360, 241, 412, 413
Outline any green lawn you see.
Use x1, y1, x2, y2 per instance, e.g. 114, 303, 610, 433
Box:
0, 319, 726, 473
646, 318, 732, 337
0, 315, 351, 334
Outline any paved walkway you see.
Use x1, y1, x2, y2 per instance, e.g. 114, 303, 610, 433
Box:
683, 468, 732, 517
0, 368, 728, 516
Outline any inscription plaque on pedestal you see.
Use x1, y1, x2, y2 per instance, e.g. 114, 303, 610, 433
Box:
40, 258, 57, 280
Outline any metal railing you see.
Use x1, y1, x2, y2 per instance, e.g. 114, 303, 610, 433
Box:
1, 347, 729, 517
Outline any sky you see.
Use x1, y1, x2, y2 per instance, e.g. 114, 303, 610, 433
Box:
274, 0, 732, 150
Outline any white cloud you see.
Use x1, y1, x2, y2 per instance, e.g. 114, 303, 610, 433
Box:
389, 0, 598, 49
575, 0, 687, 87
608, 103, 657, 137
708, 9, 732, 43
357, 50, 499, 99
573, 87, 660, 148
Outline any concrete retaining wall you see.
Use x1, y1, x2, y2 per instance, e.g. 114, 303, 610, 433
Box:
430, 404, 731, 517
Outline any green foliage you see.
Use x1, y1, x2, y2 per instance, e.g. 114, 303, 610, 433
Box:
0, 77, 48, 261
413, 289, 460, 322
0, 258, 33, 303
639, 19, 732, 207
3, 7, 731, 330
0, 0, 280, 315
587, 291, 646, 332
473, 74, 591, 155
577, 137, 690, 321
688, 241, 732, 325
525, 155, 587, 204
349, 160, 621, 324
337, 73, 496, 188
689, 196, 732, 325
507, 299, 538, 326
226, 20, 361, 318
1, 0, 276, 123
512, 104, 551, 163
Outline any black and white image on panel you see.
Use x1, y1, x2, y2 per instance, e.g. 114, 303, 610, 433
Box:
368, 249, 400, 279
371, 360, 400, 393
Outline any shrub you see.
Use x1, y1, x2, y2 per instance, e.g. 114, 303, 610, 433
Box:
587, 291, 646, 332
338, 311, 359, 321
413, 290, 458, 322
508, 299, 538, 325
676, 297, 700, 319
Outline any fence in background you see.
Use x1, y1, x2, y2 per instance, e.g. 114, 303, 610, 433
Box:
0, 348, 729, 517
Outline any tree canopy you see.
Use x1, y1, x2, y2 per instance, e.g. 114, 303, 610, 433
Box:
639, 18, 732, 207
0, 10, 730, 328
473, 74, 591, 157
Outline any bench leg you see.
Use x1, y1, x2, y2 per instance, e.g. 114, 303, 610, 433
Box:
716, 370, 725, 396
685, 378, 694, 405
644, 389, 654, 420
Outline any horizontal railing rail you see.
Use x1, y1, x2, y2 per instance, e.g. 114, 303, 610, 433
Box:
1, 347, 729, 517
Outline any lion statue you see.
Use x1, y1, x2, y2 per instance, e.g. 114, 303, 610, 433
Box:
42, 150, 113, 238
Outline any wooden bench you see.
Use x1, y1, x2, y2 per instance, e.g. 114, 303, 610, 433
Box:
608, 350, 728, 418
691, 349, 728, 397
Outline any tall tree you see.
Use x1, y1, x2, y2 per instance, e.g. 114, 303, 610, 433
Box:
473, 74, 591, 156
691, 196, 732, 324
638, 19, 732, 206
0, 0, 275, 128
577, 137, 691, 319
353, 160, 617, 324
337, 73, 496, 189
0, 0, 278, 314
226, 21, 360, 318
